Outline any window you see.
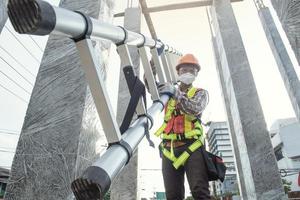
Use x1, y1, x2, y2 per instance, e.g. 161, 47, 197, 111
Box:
275, 148, 284, 161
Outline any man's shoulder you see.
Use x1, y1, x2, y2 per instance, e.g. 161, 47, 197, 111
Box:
193, 87, 208, 94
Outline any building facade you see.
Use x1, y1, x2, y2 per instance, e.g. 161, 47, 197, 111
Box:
0, 168, 9, 199
270, 118, 300, 193
207, 122, 239, 197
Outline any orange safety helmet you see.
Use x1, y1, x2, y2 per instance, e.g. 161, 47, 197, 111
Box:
176, 54, 201, 72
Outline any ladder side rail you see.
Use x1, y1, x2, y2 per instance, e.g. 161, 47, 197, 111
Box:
7, 0, 182, 52
71, 95, 170, 199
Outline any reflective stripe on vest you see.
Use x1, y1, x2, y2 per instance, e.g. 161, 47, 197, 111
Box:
160, 122, 203, 140
161, 134, 205, 169
155, 86, 205, 169
154, 86, 200, 138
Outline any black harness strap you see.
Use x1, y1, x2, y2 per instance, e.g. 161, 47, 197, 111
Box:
186, 148, 193, 155
72, 11, 93, 42
138, 113, 155, 147
120, 66, 155, 147
116, 26, 128, 46
119, 66, 145, 134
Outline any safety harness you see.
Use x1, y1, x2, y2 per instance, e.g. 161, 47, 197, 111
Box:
155, 86, 205, 169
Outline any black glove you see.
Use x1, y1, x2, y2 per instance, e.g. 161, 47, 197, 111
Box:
157, 39, 164, 56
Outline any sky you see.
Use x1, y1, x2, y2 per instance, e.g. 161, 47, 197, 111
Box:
0, 0, 299, 198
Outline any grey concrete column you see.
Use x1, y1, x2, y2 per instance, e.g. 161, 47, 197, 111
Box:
210, 0, 286, 199
211, 36, 247, 198
0, 0, 8, 33
111, 7, 141, 200
270, 0, 300, 65
4, 0, 115, 199
257, 6, 300, 122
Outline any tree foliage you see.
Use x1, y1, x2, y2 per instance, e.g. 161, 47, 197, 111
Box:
103, 190, 111, 200
282, 178, 292, 194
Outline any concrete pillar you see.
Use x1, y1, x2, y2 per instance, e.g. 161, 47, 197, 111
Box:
257, 6, 300, 122
271, 0, 300, 65
111, 7, 141, 200
4, 0, 115, 199
0, 0, 8, 33
210, 0, 286, 199
211, 36, 247, 198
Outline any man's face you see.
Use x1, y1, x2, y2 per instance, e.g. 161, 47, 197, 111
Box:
176, 64, 199, 85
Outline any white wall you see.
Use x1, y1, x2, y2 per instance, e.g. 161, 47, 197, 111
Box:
271, 120, 300, 192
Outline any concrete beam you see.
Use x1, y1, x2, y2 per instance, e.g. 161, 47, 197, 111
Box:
114, 0, 243, 17
210, 0, 286, 199
139, 0, 157, 39
147, 0, 242, 13
4, 0, 115, 199
116, 0, 243, 40
257, 6, 300, 122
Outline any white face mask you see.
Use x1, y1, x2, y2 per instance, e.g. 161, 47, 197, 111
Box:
178, 73, 196, 85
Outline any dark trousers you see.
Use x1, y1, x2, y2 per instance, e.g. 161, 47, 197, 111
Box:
162, 145, 210, 200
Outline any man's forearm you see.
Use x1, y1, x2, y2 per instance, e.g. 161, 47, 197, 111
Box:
176, 89, 209, 116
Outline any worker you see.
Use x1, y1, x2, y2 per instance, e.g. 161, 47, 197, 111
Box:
155, 54, 210, 200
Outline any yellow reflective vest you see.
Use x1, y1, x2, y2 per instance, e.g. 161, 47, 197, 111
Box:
155, 86, 205, 169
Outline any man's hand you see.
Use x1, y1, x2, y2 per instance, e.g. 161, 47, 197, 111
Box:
157, 39, 164, 56
157, 83, 177, 98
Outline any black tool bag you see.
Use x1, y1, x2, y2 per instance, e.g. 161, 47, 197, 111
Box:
201, 147, 227, 182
